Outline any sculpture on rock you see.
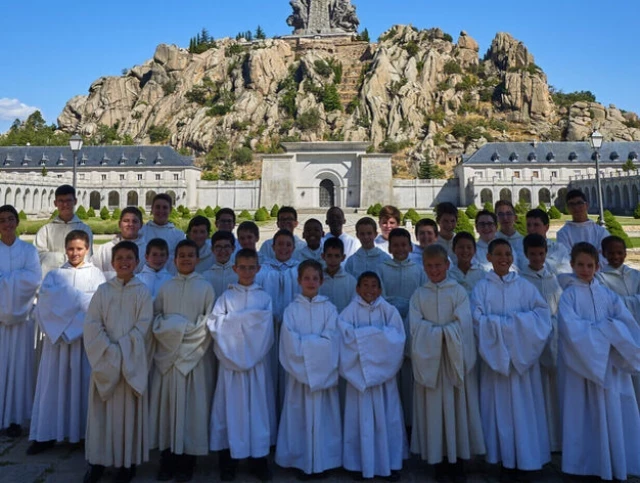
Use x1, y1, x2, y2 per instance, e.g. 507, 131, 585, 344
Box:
287, 0, 359, 35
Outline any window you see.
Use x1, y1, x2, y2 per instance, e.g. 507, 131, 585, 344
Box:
155, 174, 162, 181
173, 173, 179, 181
137, 174, 143, 181
495, 172, 502, 179
551, 170, 558, 178
574, 170, 581, 176
532, 171, 539, 178
79, 173, 86, 180
513, 171, 520, 178
474, 171, 483, 178
101, 174, 107, 181
119, 174, 125, 181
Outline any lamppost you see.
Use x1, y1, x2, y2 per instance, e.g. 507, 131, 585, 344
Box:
589, 128, 605, 226
69, 134, 83, 190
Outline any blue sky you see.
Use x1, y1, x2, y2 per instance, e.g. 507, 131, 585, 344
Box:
1, 0, 639, 134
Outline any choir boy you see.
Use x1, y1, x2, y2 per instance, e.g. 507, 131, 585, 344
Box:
186, 215, 214, 273
258, 206, 306, 260
319, 237, 357, 313
435, 202, 458, 259
448, 232, 486, 295
136, 238, 173, 300
322, 206, 360, 258
345, 217, 390, 279
409, 218, 439, 264
140, 193, 186, 271
94, 207, 146, 279
374, 205, 401, 254
524, 209, 571, 274
203, 231, 238, 302
494, 200, 524, 264
295, 218, 324, 263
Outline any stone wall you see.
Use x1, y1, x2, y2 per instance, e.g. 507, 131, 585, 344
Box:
392, 178, 460, 209
196, 180, 262, 210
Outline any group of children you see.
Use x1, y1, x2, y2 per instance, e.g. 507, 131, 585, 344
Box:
0, 185, 639, 483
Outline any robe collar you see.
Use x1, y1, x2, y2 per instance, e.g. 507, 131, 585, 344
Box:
61, 261, 97, 270
382, 256, 414, 268
520, 264, 553, 279
140, 264, 169, 275
600, 264, 628, 276
229, 282, 262, 292
294, 293, 329, 305
110, 275, 144, 288
486, 270, 519, 284
111, 233, 145, 245
354, 294, 383, 309
52, 214, 83, 225
146, 220, 176, 229
324, 267, 348, 279
424, 275, 458, 290
210, 259, 234, 271
563, 273, 600, 289
175, 271, 201, 281
263, 257, 298, 271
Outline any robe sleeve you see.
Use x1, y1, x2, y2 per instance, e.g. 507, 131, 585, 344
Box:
0, 244, 41, 325
338, 306, 405, 392
599, 293, 640, 375
471, 285, 511, 376
279, 304, 339, 392
152, 313, 189, 375
35, 271, 84, 344
118, 289, 153, 396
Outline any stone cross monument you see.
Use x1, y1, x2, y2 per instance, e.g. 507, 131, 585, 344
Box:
287, 0, 359, 36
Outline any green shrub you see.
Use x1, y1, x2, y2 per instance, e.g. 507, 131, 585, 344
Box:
296, 108, 321, 131
443, 60, 462, 75
213, 206, 221, 216
270, 204, 280, 218
50, 209, 59, 220
254, 207, 269, 222
465, 203, 478, 220
87, 207, 96, 218
604, 210, 632, 248
454, 210, 474, 235
18, 210, 27, 221
367, 203, 383, 217
148, 124, 171, 143
181, 207, 191, 219
483, 201, 494, 213
634, 203, 640, 219
195, 208, 206, 217
100, 207, 110, 220
169, 208, 180, 224
547, 206, 562, 220
231, 147, 253, 166
537, 202, 547, 212
137, 206, 146, 217
111, 208, 122, 221
402, 208, 421, 225
204, 206, 216, 217
238, 209, 252, 220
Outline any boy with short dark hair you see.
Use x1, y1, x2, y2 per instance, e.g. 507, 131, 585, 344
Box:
375, 205, 402, 255
494, 200, 523, 265
236, 221, 260, 251
187, 215, 214, 273
472, 210, 499, 271
524, 208, 571, 274
140, 194, 186, 272
258, 206, 306, 260
556, 189, 609, 258
295, 218, 324, 263
35, 184, 93, 277
322, 206, 360, 258
448, 231, 486, 295
345, 217, 390, 279
409, 218, 439, 264
435, 202, 458, 258
203, 231, 238, 303
319, 237, 357, 313
215, 208, 241, 252
137, 238, 173, 300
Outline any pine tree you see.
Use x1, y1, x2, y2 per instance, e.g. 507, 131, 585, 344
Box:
418, 157, 446, 179
622, 158, 637, 172
200, 28, 209, 44
255, 25, 266, 39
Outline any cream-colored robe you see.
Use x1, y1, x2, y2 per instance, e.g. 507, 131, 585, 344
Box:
409, 277, 485, 464
93, 234, 146, 280
84, 277, 153, 468
203, 260, 238, 303
34, 215, 93, 277
149, 272, 215, 456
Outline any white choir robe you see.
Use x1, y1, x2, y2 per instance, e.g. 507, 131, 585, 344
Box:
339, 295, 408, 478
195, 239, 215, 273
543, 240, 572, 275
34, 215, 93, 277
558, 276, 640, 481
319, 267, 357, 313
203, 260, 238, 302
471, 271, 552, 470
140, 221, 186, 274
409, 277, 485, 464
556, 220, 609, 264
379, 257, 427, 426
448, 264, 487, 295
322, 232, 360, 259
30, 262, 105, 443
294, 245, 324, 263
136, 264, 173, 300
83, 277, 153, 469
258, 235, 306, 261
208, 284, 276, 457
597, 263, 640, 410
436, 235, 455, 262
473, 238, 519, 273
496, 231, 525, 264
519, 265, 563, 452
0, 239, 41, 430
276, 294, 342, 475
93, 234, 146, 280
345, 247, 390, 280
374, 234, 389, 254
149, 272, 215, 456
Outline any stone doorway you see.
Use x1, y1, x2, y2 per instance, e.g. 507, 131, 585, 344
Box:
319, 179, 335, 207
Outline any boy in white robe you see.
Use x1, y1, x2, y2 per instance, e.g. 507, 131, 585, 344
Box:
435, 202, 458, 260
150, 240, 215, 482
136, 238, 173, 300
519, 234, 563, 452
208, 248, 275, 482
345, 217, 390, 280
524, 208, 571, 274
34, 184, 93, 277
276, 260, 342, 478
83, 241, 153, 483
28, 230, 105, 454
203, 231, 238, 302
0, 205, 41, 438
340, 271, 407, 480
322, 206, 360, 259
378, 228, 427, 428
494, 200, 524, 264
471, 239, 551, 478
258, 206, 306, 260
448, 232, 486, 295
374, 205, 401, 255
140, 193, 186, 272
558, 242, 640, 481
597, 235, 640, 409
319, 237, 357, 313
294, 218, 324, 263
186, 215, 214, 273
410, 245, 485, 481
409, 218, 439, 265
472, 210, 498, 272
93, 207, 146, 279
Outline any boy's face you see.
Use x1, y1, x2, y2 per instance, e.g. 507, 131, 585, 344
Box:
525, 246, 547, 271
233, 256, 259, 286
65, 239, 88, 268
273, 235, 295, 262
389, 236, 411, 261
326, 209, 345, 235
356, 276, 382, 304
119, 213, 142, 240
298, 267, 322, 298
526, 217, 549, 237
145, 247, 169, 271
0, 211, 18, 239
303, 223, 324, 250
438, 214, 457, 236
188, 224, 209, 248
379, 216, 399, 239
356, 225, 377, 249
416, 225, 437, 248
175, 246, 198, 274
237, 230, 258, 250
54, 194, 76, 220
454, 238, 475, 265
424, 255, 449, 284
215, 214, 235, 232
151, 199, 171, 225
487, 244, 513, 276
496, 206, 516, 234
322, 247, 345, 272
112, 248, 138, 280
212, 238, 234, 264
572, 252, 598, 283
476, 215, 497, 242
604, 241, 626, 269
277, 213, 298, 233
566, 196, 589, 222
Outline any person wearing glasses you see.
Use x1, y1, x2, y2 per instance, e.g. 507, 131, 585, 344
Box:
471, 210, 499, 271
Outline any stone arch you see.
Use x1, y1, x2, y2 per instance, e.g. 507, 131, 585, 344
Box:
33, 189, 40, 213
145, 191, 157, 209
499, 188, 512, 203
165, 190, 177, 205
605, 186, 613, 208
614, 186, 621, 211
633, 185, 639, 208
480, 189, 493, 205
14, 188, 22, 210
24, 188, 32, 212
127, 191, 139, 207
590, 187, 598, 210
538, 188, 551, 205
108, 191, 120, 208
5, 188, 11, 206
623, 185, 630, 211
314, 170, 342, 208
40, 189, 49, 211
518, 188, 531, 206
90, 191, 101, 210
319, 179, 335, 208
555, 188, 568, 210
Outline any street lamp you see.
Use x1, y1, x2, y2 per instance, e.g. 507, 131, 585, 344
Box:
69, 134, 83, 189
589, 128, 605, 226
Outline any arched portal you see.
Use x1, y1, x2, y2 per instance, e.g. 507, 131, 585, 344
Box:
633, 185, 639, 207
499, 188, 512, 203
623, 185, 630, 211
127, 191, 138, 206
108, 191, 120, 208
518, 188, 531, 206
146, 191, 157, 209
166, 190, 177, 205
4, 188, 11, 206
555, 188, 568, 211
319, 179, 335, 208
90, 191, 101, 210
480, 189, 493, 205
538, 188, 551, 205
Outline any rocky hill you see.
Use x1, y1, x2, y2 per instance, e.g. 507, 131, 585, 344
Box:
57, 25, 640, 177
